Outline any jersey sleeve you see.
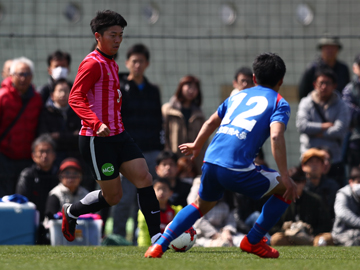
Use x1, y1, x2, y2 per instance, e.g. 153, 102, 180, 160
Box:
270, 97, 291, 128
69, 59, 103, 132
217, 98, 229, 119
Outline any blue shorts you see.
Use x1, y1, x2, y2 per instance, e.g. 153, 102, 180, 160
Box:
198, 162, 280, 202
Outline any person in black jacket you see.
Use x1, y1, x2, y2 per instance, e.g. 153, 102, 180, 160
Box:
38, 78, 81, 161
112, 44, 164, 244
16, 134, 59, 244
37, 78, 94, 192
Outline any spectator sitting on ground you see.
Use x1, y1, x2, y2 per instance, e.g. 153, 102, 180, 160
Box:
0, 57, 43, 197
301, 148, 340, 221
332, 165, 360, 246
270, 165, 333, 246
137, 178, 182, 247
230, 66, 254, 96
44, 158, 88, 225
16, 134, 59, 244
187, 176, 245, 247
155, 150, 192, 208
38, 50, 72, 103
316, 146, 332, 175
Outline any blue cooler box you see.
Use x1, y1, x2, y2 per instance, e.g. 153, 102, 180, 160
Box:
0, 201, 38, 245
49, 219, 102, 246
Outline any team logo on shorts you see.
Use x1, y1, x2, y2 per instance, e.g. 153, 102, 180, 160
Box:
102, 163, 115, 176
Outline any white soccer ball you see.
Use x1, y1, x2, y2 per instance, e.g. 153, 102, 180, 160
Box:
165, 222, 197, 252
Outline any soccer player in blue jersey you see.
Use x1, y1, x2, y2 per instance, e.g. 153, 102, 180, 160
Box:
145, 52, 298, 259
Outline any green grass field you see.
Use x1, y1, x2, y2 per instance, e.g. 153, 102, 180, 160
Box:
1, 246, 360, 270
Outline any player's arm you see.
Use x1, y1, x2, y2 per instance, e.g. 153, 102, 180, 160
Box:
69, 60, 109, 136
179, 111, 221, 160
270, 121, 298, 202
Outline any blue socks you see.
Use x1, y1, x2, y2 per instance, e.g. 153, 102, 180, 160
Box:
247, 194, 291, 244
156, 203, 202, 252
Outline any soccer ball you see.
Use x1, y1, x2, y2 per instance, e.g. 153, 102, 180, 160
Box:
164, 222, 197, 252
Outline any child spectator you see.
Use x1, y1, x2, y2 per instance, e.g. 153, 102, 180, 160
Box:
137, 178, 182, 247
176, 156, 199, 185
187, 176, 244, 247
44, 158, 88, 223
155, 150, 192, 208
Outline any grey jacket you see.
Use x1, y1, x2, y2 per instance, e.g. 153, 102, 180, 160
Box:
332, 185, 360, 246
296, 90, 350, 163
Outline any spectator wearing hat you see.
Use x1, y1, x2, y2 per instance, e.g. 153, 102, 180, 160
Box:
298, 35, 350, 100
301, 148, 340, 221
296, 68, 351, 187
342, 54, 360, 170
332, 165, 360, 246
44, 157, 88, 223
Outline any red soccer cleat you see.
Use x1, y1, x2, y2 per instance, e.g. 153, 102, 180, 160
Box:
61, 203, 77, 242
240, 235, 279, 258
144, 244, 164, 258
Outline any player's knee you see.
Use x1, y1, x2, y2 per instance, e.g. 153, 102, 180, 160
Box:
135, 171, 153, 188
103, 191, 122, 206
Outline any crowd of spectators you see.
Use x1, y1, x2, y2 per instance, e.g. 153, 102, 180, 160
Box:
1, 35, 360, 247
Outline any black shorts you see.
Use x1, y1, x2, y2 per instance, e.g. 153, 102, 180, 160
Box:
79, 131, 144, 181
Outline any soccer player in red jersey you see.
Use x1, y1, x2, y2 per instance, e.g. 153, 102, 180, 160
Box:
61, 10, 161, 244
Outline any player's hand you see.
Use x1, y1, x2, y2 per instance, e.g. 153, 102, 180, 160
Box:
96, 124, 110, 137
281, 175, 298, 203
179, 143, 200, 160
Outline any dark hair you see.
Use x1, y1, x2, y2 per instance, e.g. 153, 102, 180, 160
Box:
234, 66, 253, 81
314, 68, 337, 84
288, 166, 306, 184
354, 54, 360, 65
90, 10, 127, 35
51, 78, 72, 93
126, 43, 150, 61
156, 150, 178, 165
174, 75, 202, 107
153, 177, 172, 189
32, 134, 56, 152
252, 53, 286, 88
177, 156, 198, 178
47, 50, 71, 67
350, 166, 360, 180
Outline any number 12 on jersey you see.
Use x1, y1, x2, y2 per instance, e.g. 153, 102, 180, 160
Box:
221, 92, 268, 132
